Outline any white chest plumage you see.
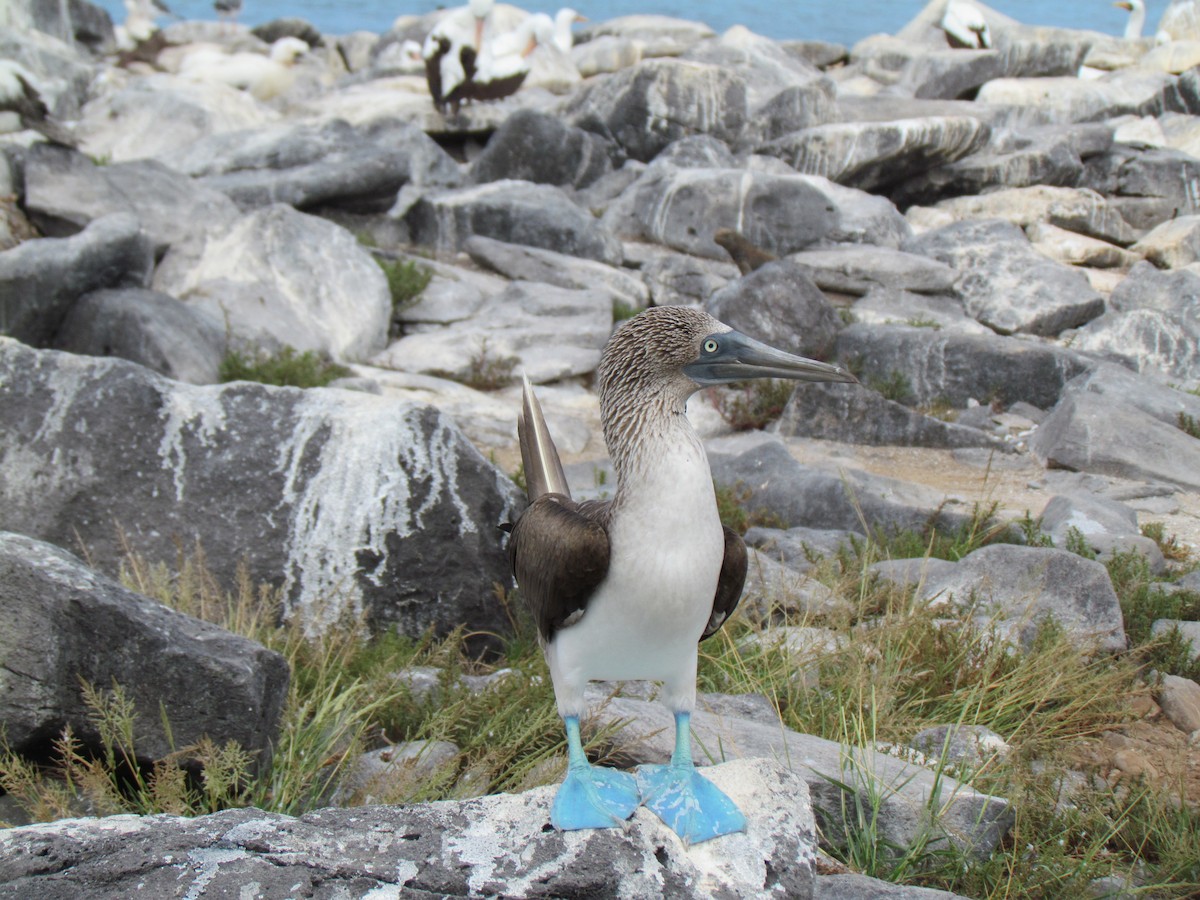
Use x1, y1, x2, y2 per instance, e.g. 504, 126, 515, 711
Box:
546, 425, 725, 717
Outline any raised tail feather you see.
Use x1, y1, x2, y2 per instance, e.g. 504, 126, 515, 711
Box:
517, 375, 570, 501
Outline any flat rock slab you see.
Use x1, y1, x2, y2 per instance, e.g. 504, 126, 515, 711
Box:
0, 532, 289, 764
0, 758, 817, 900
0, 339, 522, 640
585, 690, 1012, 858
836, 322, 1092, 409
787, 246, 959, 296
905, 219, 1105, 336
1030, 364, 1200, 491
918, 545, 1128, 653
757, 116, 990, 192
1069, 308, 1200, 390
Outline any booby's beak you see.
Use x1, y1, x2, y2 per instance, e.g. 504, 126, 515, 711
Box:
474, 16, 485, 50
1114, 1, 1133, 9
683, 331, 859, 386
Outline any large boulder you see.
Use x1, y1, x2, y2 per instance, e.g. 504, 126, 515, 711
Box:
604, 164, 910, 259
0, 758, 818, 899
22, 145, 241, 253
904, 219, 1105, 336
404, 180, 623, 264
562, 57, 747, 162
0, 213, 154, 347
51, 287, 227, 385
836, 322, 1092, 409
918, 545, 1127, 653
756, 116, 990, 192
1030, 363, 1200, 492
706, 261, 843, 360
0, 532, 289, 766
469, 108, 616, 189
152, 204, 391, 362
0, 339, 523, 640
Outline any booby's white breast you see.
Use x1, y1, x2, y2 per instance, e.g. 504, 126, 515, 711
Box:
546, 427, 724, 718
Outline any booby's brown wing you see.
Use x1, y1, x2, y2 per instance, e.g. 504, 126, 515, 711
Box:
701, 526, 747, 641
507, 495, 610, 644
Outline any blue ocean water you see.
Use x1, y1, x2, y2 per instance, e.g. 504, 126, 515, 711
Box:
93, 0, 1158, 48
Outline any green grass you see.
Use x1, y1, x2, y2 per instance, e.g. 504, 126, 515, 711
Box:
219, 346, 352, 389
375, 256, 433, 338
2, 510, 1199, 898
1178, 411, 1200, 439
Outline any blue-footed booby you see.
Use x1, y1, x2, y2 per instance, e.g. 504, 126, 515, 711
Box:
507, 306, 858, 843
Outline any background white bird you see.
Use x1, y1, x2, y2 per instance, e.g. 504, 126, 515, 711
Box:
0, 60, 76, 147
940, 0, 992, 48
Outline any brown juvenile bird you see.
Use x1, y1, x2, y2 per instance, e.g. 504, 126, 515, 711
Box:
713, 228, 777, 275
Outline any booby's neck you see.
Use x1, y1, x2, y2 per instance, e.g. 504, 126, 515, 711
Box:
600, 380, 706, 496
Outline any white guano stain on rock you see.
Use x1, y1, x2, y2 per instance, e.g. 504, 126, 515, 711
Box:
157, 385, 229, 503
182, 847, 253, 900
277, 389, 478, 623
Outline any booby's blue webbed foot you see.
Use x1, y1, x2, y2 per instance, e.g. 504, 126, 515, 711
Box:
551, 715, 639, 831
637, 712, 746, 844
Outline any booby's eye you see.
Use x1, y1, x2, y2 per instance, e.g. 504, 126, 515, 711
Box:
703, 339, 719, 353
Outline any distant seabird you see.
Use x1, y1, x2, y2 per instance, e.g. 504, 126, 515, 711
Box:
457, 12, 552, 105
1115, 0, 1146, 38
0, 60, 77, 147
214, 0, 243, 26
507, 306, 858, 843
550, 7, 586, 53
940, 0, 992, 49
423, 0, 495, 114
116, 0, 176, 50
179, 36, 308, 100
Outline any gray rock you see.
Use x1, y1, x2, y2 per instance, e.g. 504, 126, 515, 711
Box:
0, 339, 522, 642
1109, 261, 1200, 316
51, 287, 227, 385
706, 260, 843, 360
745, 525, 864, 571
975, 69, 1175, 123
1026, 221, 1140, 269
918, 545, 1128, 653
0, 758, 818, 899
850, 287, 989, 334
870, 557, 960, 591
1068, 308, 1200, 389
787, 245, 959, 296
375, 279, 612, 384
893, 130, 1086, 209
587, 690, 1012, 858
1131, 214, 1200, 268
0, 23, 99, 118
1038, 495, 1164, 570
836, 322, 1092, 409
405, 180, 622, 264
683, 25, 828, 109
469, 108, 614, 189
911, 185, 1137, 246
742, 79, 839, 146
815, 874, 968, 899
78, 73, 275, 164
1080, 145, 1200, 222
576, 14, 716, 55
759, 117, 990, 192
605, 164, 910, 260
742, 550, 848, 618
909, 725, 1010, 770
1151, 620, 1200, 662
563, 57, 747, 162
626, 241, 738, 307
776, 381, 1010, 450
464, 235, 649, 310
331, 740, 461, 805
905, 219, 1105, 336
0, 532, 288, 767
893, 39, 1088, 100
22, 145, 241, 254
1156, 674, 1200, 733
707, 432, 975, 537
153, 203, 390, 362
1030, 364, 1200, 492
0, 212, 153, 347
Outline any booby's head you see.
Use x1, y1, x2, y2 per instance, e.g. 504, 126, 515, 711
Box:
597, 306, 856, 414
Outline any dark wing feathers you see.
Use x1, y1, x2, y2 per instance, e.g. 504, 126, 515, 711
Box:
702, 526, 747, 641
508, 495, 610, 643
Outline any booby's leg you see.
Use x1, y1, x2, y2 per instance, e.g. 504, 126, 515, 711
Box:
551, 715, 639, 831
636, 712, 746, 844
